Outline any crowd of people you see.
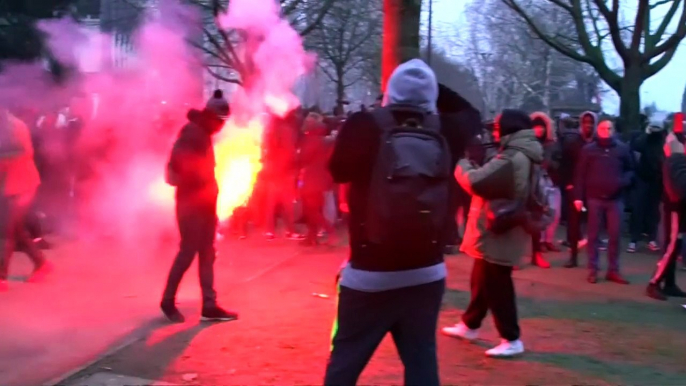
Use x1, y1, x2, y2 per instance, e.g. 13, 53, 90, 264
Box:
2, 57, 686, 385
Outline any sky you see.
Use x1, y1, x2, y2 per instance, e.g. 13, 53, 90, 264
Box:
426, 0, 686, 114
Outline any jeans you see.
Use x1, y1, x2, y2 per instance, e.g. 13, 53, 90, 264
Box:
324, 280, 445, 386
162, 203, 218, 308
462, 259, 520, 341
0, 191, 46, 280
587, 198, 623, 273
542, 187, 562, 243
629, 179, 661, 243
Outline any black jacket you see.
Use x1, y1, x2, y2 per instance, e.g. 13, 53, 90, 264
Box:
664, 153, 686, 232
330, 105, 480, 272
574, 137, 635, 201
632, 131, 665, 183
166, 109, 219, 208
558, 129, 592, 187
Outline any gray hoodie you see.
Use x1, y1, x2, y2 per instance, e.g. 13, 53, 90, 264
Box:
383, 59, 439, 113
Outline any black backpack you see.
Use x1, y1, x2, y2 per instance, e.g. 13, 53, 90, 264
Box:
365, 105, 452, 249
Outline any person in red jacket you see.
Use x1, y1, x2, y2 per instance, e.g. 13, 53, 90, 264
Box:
0, 109, 52, 291
299, 113, 337, 245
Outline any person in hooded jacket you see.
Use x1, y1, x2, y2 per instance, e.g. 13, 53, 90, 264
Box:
560, 111, 596, 267
574, 120, 634, 284
442, 109, 543, 358
627, 120, 666, 253
324, 59, 479, 386
529, 112, 561, 268
160, 92, 237, 323
299, 112, 337, 246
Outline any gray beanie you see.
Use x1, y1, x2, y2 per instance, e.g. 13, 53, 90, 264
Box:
205, 89, 230, 120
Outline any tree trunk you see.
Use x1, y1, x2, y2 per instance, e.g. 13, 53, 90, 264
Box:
336, 68, 345, 114
618, 70, 642, 133
382, 0, 421, 92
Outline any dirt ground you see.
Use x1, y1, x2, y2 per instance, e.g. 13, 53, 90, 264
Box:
61, 236, 686, 386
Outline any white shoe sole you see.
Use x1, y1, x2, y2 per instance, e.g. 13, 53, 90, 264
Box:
441, 329, 478, 341
201, 316, 238, 322
485, 351, 524, 358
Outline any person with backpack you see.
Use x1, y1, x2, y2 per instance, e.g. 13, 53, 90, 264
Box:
324, 59, 478, 385
441, 109, 543, 358
573, 120, 634, 284
160, 92, 237, 323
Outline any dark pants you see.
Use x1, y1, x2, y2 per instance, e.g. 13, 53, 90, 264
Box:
462, 259, 520, 341
324, 280, 445, 386
264, 180, 296, 234
630, 180, 661, 243
652, 207, 682, 287
566, 189, 582, 259
302, 189, 334, 242
162, 203, 218, 308
587, 198, 623, 274
0, 191, 46, 280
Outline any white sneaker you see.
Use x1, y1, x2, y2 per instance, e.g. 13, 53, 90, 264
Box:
578, 239, 588, 248
441, 322, 479, 341
485, 339, 525, 357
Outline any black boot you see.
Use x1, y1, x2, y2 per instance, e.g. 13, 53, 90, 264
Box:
663, 285, 686, 298
564, 255, 578, 268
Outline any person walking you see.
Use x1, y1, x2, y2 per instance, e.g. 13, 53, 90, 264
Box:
442, 109, 543, 357
324, 59, 479, 385
160, 92, 237, 323
573, 120, 634, 284
0, 109, 52, 291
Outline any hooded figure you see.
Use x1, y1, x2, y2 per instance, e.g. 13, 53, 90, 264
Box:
559, 110, 596, 263
443, 109, 543, 358
628, 119, 666, 252
326, 59, 479, 386
160, 94, 237, 324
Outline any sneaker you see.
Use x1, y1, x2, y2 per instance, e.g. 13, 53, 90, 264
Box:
648, 241, 660, 252
577, 239, 588, 248
161, 303, 185, 323
646, 283, 667, 301
532, 253, 550, 269
485, 339, 525, 358
264, 232, 276, 241
27, 261, 53, 283
626, 243, 637, 253
286, 232, 306, 241
605, 272, 630, 285
441, 322, 479, 341
201, 306, 238, 322
0, 280, 7, 292
598, 239, 608, 251
563, 258, 578, 268
663, 285, 686, 298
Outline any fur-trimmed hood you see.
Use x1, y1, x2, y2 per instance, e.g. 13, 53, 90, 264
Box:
530, 111, 555, 142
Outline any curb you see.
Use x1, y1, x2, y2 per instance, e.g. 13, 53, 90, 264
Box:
43, 333, 146, 386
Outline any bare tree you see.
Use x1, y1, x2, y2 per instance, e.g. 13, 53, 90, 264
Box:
501, 0, 686, 131
382, 0, 421, 90
306, 0, 381, 112
188, 0, 336, 85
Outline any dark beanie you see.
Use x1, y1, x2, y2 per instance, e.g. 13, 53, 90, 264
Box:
498, 109, 532, 137
205, 92, 230, 120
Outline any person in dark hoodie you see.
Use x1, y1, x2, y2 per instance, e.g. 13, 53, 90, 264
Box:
651, 132, 686, 303
442, 109, 543, 358
627, 120, 666, 253
324, 59, 479, 385
560, 111, 596, 267
574, 120, 634, 284
160, 91, 237, 323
